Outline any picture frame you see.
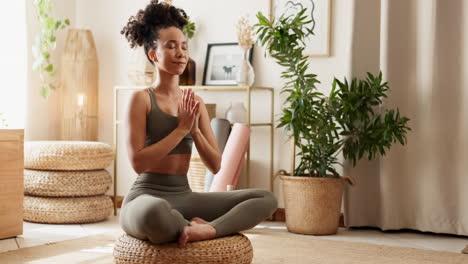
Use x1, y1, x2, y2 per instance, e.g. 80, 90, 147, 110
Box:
270, 0, 332, 57
202, 43, 254, 86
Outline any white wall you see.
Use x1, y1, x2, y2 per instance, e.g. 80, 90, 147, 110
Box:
27, 0, 354, 207
25, 0, 77, 140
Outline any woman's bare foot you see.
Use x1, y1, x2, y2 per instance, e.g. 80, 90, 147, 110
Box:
178, 220, 216, 248
190, 217, 209, 224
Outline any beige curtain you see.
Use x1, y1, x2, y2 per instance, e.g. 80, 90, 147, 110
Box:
344, 0, 468, 236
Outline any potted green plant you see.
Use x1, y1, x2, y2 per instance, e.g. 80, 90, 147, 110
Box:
32, 0, 70, 98
254, 9, 411, 235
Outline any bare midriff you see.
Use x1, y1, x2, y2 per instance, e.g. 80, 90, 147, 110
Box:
145, 154, 191, 175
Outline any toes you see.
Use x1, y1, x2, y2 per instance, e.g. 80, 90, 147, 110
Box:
178, 227, 189, 248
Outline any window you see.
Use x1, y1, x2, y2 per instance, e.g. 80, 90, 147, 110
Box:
0, 2, 27, 129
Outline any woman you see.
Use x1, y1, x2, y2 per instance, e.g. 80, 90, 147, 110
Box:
119, 0, 277, 248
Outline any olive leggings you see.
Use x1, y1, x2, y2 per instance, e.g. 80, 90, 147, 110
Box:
119, 172, 278, 244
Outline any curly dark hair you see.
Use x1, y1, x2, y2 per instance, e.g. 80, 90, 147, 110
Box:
121, 0, 188, 64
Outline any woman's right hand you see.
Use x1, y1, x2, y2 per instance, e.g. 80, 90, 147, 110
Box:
177, 88, 200, 133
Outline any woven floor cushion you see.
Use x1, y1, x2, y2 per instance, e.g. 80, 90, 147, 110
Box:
24, 195, 113, 224
24, 141, 113, 170
113, 233, 253, 264
24, 169, 112, 197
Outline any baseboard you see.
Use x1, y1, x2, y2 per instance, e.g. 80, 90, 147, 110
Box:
271, 208, 345, 227
110, 195, 124, 208
272, 208, 286, 222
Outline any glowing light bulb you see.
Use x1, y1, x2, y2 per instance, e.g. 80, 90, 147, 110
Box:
77, 95, 84, 106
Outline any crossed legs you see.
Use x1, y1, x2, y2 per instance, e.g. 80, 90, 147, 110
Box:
120, 188, 277, 247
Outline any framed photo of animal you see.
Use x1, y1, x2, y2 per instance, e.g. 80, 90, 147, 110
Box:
202, 43, 254, 86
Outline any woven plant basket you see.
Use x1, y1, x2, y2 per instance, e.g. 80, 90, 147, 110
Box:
187, 156, 206, 192
24, 169, 112, 197
278, 170, 354, 235
24, 141, 113, 171
113, 233, 253, 264
23, 195, 113, 224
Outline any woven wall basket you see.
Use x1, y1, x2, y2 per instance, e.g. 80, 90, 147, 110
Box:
24, 141, 113, 171
23, 195, 113, 224
113, 233, 253, 264
187, 155, 206, 192
24, 169, 112, 197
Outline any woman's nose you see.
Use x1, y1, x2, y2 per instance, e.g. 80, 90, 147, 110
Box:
176, 48, 186, 58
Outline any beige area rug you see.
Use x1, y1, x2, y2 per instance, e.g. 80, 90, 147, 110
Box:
0, 230, 467, 264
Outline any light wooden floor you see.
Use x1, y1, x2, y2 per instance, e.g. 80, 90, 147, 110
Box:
1, 211, 467, 254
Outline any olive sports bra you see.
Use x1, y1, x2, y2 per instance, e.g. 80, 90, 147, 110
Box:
145, 87, 193, 154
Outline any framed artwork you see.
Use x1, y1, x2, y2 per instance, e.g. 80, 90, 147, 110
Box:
270, 0, 331, 57
202, 43, 254, 86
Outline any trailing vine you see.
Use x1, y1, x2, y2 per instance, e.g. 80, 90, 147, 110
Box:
32, 0, 70, 98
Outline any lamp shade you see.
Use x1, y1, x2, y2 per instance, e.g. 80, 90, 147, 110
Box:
59, 29, 99, 141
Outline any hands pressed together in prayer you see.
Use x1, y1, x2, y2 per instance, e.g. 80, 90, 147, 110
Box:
177, 88, 200, 134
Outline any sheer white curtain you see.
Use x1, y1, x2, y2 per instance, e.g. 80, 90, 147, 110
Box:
344, 0, 468, 236
0, 1, 27, 129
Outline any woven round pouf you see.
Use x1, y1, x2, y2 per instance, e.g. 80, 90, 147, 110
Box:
113, 233, 253, 264
24, 169, 112, 197
24, 141, 113, 170
24, 195, 113, 224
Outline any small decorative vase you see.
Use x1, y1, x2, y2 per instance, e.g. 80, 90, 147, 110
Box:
236, 47, 255, 87
127, 47, 155, 86
179, 57, 196, 85
225, 102, 247, 124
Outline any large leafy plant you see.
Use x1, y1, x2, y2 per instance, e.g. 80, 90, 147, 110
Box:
32, 0, 70, 98
254, 9, 411, 178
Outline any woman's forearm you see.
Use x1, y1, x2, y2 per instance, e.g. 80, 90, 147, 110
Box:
192, 130, 221, 174
132, 127, 188, 173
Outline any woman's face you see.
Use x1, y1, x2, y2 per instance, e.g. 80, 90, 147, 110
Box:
151, 26, 188, 75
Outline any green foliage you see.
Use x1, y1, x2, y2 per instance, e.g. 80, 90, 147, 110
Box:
32, 0, 70, 99
254, 10, 411, 178
183, 16, 196, 40
0, 113, 8, 129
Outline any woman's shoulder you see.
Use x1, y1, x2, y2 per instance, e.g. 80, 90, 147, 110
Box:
128, 89, 151, 114
129, 88, 151, 102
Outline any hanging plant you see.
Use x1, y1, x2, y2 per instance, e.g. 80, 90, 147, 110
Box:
32, 0, 70, 98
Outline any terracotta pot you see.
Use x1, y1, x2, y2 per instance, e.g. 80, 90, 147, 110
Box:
279, 171, 353, 235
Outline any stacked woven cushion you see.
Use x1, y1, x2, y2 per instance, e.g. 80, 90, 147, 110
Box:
23, 141, 114, 224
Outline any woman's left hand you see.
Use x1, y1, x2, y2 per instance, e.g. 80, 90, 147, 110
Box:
187, 90, 201, 134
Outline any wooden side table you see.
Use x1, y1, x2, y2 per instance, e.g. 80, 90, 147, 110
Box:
0, 129, 24, 239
